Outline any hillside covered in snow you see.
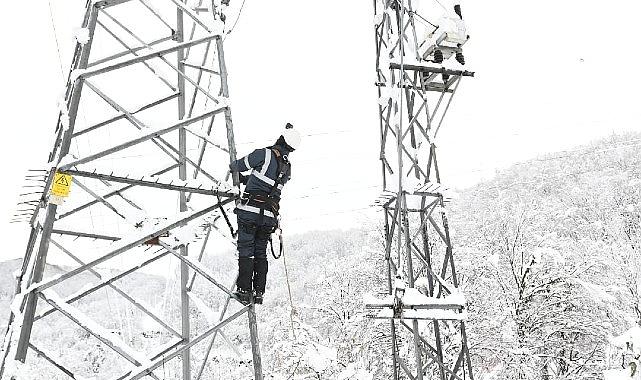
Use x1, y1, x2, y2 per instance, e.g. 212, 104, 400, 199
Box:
0, 132, 639, 379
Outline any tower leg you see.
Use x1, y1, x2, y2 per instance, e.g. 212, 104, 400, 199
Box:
248, 305, 263, 380
14, 204, 57, 361
177, 5, 191, 380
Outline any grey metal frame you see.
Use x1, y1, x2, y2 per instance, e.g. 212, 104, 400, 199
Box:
369, 1, 475, 379
0, 1, 263, 379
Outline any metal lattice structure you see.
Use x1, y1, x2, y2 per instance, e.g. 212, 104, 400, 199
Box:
367, 0, 475, 379
1, 1, 263, 379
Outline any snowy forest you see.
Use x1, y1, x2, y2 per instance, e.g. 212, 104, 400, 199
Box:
1, 132, 639, 379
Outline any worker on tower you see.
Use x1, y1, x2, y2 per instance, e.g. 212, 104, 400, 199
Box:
229, 123, 301, 305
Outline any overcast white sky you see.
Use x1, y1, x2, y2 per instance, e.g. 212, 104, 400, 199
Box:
0, 0, 640, 262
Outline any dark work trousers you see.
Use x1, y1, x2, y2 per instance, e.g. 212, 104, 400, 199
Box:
235, 209, 277, 294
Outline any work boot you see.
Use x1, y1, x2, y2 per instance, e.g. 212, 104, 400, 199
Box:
254, 292, 264, 305
233, 288, 252, 305
253, 258, 268, 296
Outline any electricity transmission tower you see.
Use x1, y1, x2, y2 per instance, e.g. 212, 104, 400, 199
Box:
1, 1, 263, 379
367, 0, 475, 379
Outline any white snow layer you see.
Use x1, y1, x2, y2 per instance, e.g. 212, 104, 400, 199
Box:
42, 290, 151, 367
610, 326, 641, 354
605, 326, 641, 379
303, 343, 337, 373
70, 68, 86, 83
74, 27, 90, 45
604, 368, 639, 380
338, 363, 374, 380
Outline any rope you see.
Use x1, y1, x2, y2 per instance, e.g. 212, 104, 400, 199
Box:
216, 195, 236, 236
281, 241, 298, 339
47, 0, 65, 81
433, 0, 448, 11
224, 0, 247, 39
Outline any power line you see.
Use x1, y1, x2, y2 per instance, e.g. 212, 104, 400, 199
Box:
235, 129, 357, 146
224, 0, 247, 40
287, 206, 375, 222
289, 185, 379, 200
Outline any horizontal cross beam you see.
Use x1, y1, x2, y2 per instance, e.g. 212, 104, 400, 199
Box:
62, 169, 237, 198
390, 63, 475, 77
78, 34, 221, 79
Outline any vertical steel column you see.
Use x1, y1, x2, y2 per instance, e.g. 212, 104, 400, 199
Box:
3, 2, 257, 378
14, 4, 99, 361
14, 202, 56, 362
398, 5, 424, 378
372, 1, 475, 379
177, 5, 191, 379
248, 307, 263, 380
216, 34, 263, 380
216, 37, 238, 183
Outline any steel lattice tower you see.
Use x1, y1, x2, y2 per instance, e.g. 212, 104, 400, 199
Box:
367, 0, 475, 379
1, 1, 263, 379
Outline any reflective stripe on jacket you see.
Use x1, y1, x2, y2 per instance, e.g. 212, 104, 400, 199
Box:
230, 145, 291, 216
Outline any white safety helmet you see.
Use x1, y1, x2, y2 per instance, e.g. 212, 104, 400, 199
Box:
281, 123, 301, 151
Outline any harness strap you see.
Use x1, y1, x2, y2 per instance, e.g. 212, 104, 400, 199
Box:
269, 228, 284, 259
217, 195, 236, 237
243, 148, 289, 221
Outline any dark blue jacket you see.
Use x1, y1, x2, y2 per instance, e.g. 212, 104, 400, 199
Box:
230, 144, 291, 218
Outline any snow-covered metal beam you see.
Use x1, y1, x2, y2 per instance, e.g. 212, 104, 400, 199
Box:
57, 164, 178, 220
389, 62, 475, 77
95, 0, 134, 8
34, 248, 169, 323
88, 35, 174, 68
33, 201, 232, 293
39, 291, 156, 375
34, 240, 181, 338
63, 169, 237, 198
58, 107, 226, 170
76, 33, 221, 80
50, 229, 120, 241
120, 306, 251, 380
158, 241, 237, 299
72, 93, 180, 137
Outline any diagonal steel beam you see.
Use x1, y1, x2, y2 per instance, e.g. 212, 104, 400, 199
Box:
72, 93, 180, 137
121, 305, 250, 380
72, 177, 127, 219
51, 229, 120, 241
137, 0, 173, 31
28, 344, 76, 379
81, 79, 222, 184
39, 291, 160, 379
100, 10, 222, 106
34, 248, 169, 322
166, 0, 212, 33
78, 33, 220, 80
158, 241, 237, 299
96, 19, 175, 90
40, 240, 181, 338
33, 201, 231, 293
194, 276, 237, 380
88, 35, 174, 68
59, 107, 226, 170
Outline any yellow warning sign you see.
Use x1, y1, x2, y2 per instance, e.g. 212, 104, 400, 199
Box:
51, 172, 72, 197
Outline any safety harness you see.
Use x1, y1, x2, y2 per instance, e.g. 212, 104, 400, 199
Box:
239, 147, 290, 259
